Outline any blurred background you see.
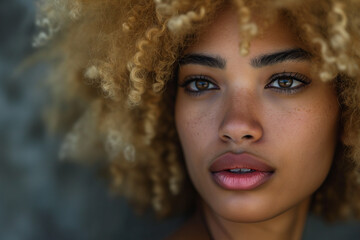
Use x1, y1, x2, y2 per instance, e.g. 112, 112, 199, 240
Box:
0, 0, 185, 239
0, 0, 359, 239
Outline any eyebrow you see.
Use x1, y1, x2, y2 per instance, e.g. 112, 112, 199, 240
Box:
177, 48, 311, 69
178, 53, 226, 69
250, 48, 311, 68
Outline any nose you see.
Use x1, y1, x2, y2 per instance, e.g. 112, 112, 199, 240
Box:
218, 90, 263, 145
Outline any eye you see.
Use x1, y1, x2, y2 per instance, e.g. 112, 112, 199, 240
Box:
265, 72, 311, 94
179, 75, 219, 95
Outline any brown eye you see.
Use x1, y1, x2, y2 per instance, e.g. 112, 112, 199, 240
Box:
278, 78, 293, 88
265, 72, 311, 94
195, 80, 210, 90
179, 75, 219, 94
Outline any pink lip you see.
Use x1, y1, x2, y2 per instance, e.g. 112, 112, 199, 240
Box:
210, 152, 275, 190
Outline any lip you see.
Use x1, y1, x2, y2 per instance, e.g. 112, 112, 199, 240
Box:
210, 152, 275, 190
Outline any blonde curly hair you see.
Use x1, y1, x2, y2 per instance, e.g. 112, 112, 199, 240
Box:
36, 0, 360, 220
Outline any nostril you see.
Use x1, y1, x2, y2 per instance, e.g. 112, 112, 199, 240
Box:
242, 135, 253, 139
223, 134, 232, 140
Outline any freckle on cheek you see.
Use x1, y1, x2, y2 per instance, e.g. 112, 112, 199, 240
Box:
183, 111, 214, 139
185, 119, 201, 137
304, 107, 312, 114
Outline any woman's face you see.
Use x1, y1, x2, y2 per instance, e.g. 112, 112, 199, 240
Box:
175, 8, 340, 222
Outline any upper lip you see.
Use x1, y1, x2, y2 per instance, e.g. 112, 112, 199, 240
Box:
209, 152, 275, 173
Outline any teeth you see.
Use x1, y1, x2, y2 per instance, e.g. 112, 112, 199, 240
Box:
229, 168, 253, 173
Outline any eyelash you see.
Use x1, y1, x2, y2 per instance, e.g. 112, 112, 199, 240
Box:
178, 72, 311, 96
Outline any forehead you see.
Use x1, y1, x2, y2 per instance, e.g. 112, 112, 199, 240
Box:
185, 7, 303, 58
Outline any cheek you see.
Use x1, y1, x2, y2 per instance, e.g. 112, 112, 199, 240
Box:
175, 90, 217, 144
174, 96, 217, 180
273, 96, 340, 193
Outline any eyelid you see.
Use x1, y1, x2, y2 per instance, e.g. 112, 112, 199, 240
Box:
178, 75, 218, 88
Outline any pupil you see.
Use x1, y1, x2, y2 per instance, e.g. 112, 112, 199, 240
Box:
279, 78, 293, 88
196, 80, 209, 90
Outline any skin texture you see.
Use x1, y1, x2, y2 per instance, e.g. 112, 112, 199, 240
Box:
174, 6, 340, 240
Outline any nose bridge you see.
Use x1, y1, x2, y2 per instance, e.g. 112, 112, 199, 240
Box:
219, 87, 263, 143
228, 88, 256, 117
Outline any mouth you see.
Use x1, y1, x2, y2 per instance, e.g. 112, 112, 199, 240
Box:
210, 153, 275, 190
226, 168, 256, 174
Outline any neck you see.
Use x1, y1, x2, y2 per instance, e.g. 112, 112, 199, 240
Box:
201, 198, 310, 240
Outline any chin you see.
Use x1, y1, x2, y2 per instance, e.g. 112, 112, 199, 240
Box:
214, 204, 282, 223
204, 194, 301, 224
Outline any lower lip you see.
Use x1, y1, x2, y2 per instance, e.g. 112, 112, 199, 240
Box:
211, 171, 274, 190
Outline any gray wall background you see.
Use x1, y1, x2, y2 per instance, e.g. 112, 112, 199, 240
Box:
0, 0, 359, 239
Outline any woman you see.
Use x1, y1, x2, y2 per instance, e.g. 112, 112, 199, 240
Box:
36, 0, 360, 239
